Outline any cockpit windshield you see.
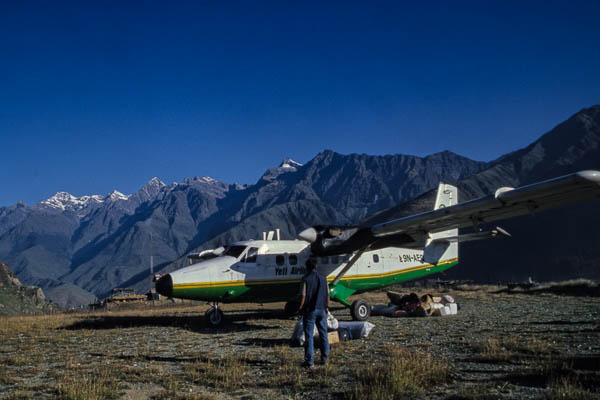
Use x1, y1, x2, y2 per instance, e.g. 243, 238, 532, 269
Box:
223, 245, 247, 259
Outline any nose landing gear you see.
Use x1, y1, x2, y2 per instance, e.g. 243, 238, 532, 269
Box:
205, 303, 224, 327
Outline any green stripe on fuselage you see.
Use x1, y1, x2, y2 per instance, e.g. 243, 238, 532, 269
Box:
171, 260, 458, 304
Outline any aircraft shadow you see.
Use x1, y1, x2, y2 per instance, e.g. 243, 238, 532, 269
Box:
86, 352, 273, 367
235, 337, 293, 348
226, 309, 297, 322
62, 315, 275, 333
61, 306, 349, 332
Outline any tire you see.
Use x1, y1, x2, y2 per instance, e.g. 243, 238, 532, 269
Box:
205, 308, 225, 327
284, 300, 300, 316
350, 299, 371, 321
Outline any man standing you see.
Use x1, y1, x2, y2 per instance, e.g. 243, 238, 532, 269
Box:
297, 258, 330, 368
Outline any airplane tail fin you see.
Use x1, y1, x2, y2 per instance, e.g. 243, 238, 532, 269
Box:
433, 181, 457, 210
423, 182, 459, 264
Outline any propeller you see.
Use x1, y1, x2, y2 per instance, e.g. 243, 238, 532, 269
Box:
298, 225, 376, 256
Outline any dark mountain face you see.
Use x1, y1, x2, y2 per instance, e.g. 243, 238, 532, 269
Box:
453, 105, 600, 282
1, 105, 598, 304
363, 105, 600, 283
460, 105, 600, 199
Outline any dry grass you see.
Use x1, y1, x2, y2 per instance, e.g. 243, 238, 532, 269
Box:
472, 336, 555, 363
267, 346, 303, 387
535, 279, 600, 296
0, 364, 18, 385
0, 291, 598, 399
546, 376, 597, 400
55, 365, 122, 400
183, 352, 249, 391
349, 344, 451, 399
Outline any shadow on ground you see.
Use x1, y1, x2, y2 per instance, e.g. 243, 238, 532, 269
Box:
235, 337, 293, 347
105, 353, 273, 366
493, 284, 600, 297
61, 313, 281, 333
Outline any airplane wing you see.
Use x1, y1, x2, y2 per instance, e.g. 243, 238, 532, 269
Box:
300, 170, 600, 256
371, 170, 600, 238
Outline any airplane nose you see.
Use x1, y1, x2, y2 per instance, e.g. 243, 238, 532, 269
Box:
155, 274, 173, 297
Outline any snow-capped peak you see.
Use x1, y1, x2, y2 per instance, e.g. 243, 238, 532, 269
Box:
40, 191, 104, 211
146, 177, 165, 187
279, 158, 303, 169
261, 158, 303, 181
199, 176, 217, 183
107, 190, 130, 201
183, 176, 219, 185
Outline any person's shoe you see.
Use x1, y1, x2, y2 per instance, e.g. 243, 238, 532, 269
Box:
320, 358, 328, 365
302, 361, 314, 369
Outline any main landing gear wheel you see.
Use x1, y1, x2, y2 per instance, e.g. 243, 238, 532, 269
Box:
350, 299, 371, 321
205, 305, 224, 327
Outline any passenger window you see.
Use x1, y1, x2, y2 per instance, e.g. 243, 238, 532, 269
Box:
289, 254, 298, 265
320, 257, 329, 264
373, 254, 379, 263
276, 255, 285, 266
330, 256, 339, 264
245, 247, 258, 263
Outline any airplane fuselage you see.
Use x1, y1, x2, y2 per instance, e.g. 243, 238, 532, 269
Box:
156, 239, 458, 307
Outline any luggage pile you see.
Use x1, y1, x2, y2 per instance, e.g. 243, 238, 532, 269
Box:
371, 291, 458, 318
291, 311, 375, 346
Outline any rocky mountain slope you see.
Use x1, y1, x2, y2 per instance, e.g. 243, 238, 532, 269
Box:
362, 105, 600, 282
0, 151, 484, 305
0, 262, 55, 315
1, 105, 598, 304
455, 105, 600, 282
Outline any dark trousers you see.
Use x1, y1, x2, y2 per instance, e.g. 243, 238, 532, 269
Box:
302, 308, 330, 365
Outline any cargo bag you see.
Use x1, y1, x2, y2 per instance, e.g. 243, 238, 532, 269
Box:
337, 321, 375, 339
326, 310, 339, 331
291, 319, 317, 347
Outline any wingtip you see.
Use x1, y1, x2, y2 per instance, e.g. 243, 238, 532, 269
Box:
576, 170, 600, 185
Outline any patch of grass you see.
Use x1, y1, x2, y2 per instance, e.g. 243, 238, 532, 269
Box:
3, 352, 29, 366
184, 353, 248, 391
153, 388, 218, 400
0, 364, 18, 384
312, 361, 340, 389
153, 378, 182, 400
264, 346, 305, 390
547, 376, 597, 400
2, 390, 34, 400
55, 366, 122, 400
452, 383, 502, 400
348, 344, 451, 400
472, 336, 555, 363
112, 363, 163, 383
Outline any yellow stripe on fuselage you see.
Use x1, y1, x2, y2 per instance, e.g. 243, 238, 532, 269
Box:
172, 258, 458, 290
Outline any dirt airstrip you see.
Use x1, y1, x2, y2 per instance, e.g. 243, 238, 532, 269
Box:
0, 285, 599, 399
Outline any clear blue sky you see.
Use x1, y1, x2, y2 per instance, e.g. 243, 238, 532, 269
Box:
1, 1, 599, 206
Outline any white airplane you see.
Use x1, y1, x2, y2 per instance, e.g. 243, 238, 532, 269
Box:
155, 170, 600, 326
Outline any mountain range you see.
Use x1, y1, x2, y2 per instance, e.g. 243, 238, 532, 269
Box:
1, 105, 598, 307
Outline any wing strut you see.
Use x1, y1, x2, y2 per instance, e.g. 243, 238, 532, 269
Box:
330, 248, 367, 287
